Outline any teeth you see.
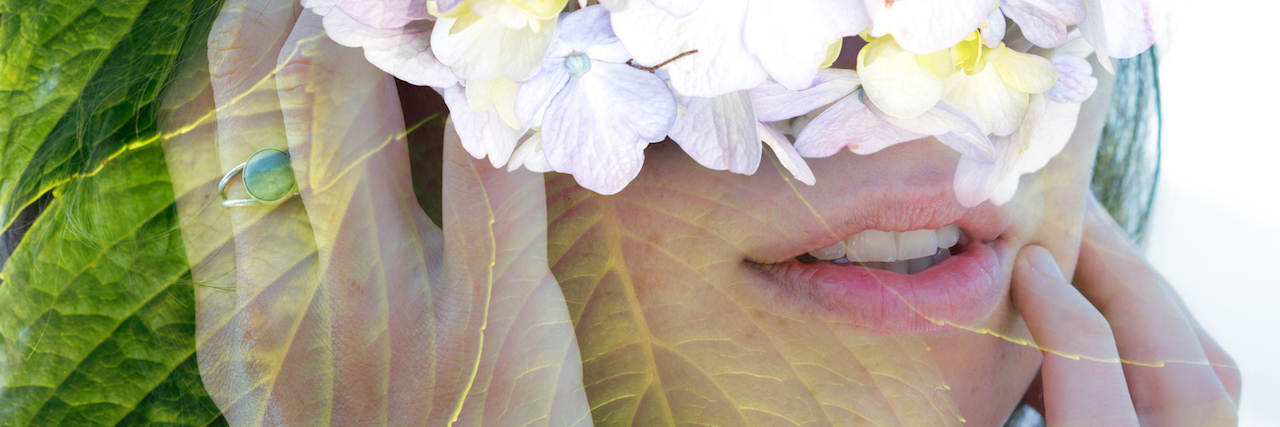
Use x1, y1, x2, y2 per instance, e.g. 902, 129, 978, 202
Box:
843, 227, 965, 263
846, 230, 897, 262
808, 242, 846, 260
935, 225, 961, 249
895, 229, 937, 260
799, 227, 969, 274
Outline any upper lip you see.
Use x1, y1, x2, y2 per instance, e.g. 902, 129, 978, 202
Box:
743, 184, 1011, 265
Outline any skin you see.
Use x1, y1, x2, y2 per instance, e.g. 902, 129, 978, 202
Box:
164, 0, 1242, 425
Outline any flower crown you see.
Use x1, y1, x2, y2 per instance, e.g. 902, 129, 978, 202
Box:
303, 0, 1161, 207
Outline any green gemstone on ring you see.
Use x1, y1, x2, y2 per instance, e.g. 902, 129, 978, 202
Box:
243, 149, 295, 202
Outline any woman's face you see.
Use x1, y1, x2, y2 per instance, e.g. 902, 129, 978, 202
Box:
546, 63, 1116, 424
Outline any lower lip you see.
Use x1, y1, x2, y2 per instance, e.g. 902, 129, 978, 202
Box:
752, 240, 1005, 334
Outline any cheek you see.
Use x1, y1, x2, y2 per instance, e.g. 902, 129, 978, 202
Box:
1006, 132, 1100, 279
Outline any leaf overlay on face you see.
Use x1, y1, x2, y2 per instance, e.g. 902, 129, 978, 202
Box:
0, 0, 225, 425
544, 159, 965, 426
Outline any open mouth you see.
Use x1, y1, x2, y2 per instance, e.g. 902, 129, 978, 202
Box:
794, 225, 971, 274
750, 223, 1006, 334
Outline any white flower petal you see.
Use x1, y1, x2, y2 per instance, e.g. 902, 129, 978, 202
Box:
540, 62, 676, 195
333, 0, 428, 28
1016, 96, 1082, 175
1000, 0, 1087, 49
953, 135, 1020, 207
648, 0, 705, 17
858, 37, 948, 119
980, 9, 1006, 48
865, 0, 996, 54
443, 85, 521, 167
508, 130, 553, 173
943, 65, 1028, 136
742, 0, 867, 90
603, 0, 768, 97
1045, 53, 1097, 103
759, 122, 816, 185
431, 14, 557, 82
515, 60, 571, 126
992, 48, 1059, 95
794, 93, 924, 158
1081, 0, 1158, 60
558, 5, 621, 51
749, 69, 861, 122
319, 9, 457, 87
668, 91, 762, 175
861, 95, 995, 162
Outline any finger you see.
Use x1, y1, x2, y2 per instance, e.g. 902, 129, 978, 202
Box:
1077, 197, 1238, 425
207, 0, 327, 425
159, 40, 239, 399
439, 123, 592, 426
1013, 245, 1139, 426
275, 10, 439, 424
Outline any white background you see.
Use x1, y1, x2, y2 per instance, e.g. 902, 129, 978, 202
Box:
1146, 2, 1280, 424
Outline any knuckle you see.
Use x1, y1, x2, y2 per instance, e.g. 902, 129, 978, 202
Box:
275, 46, 336, 95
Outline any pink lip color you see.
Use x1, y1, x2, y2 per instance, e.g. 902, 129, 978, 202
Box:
752, 239, 1006, 334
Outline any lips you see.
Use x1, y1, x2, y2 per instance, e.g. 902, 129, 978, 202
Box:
742, 191, 1012, 335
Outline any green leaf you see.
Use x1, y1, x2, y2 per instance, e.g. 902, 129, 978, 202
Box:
0, 143, 221, 426
0, 0, 177, 230
1, 0, 227, 424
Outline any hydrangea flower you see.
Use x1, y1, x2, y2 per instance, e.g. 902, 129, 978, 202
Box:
953, 52, 1097, 206
857, 33, 1059, 137
863, 0, 996, 55
1080, 0, 1161, 72
514, 5, 677, 195
600, 0, 867, 97
303, 0, 456, 87
751, 69, 993, 163
665, 89, 817, 185
430, 0, 567, 82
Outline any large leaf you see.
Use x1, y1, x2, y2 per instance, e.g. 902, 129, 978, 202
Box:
0, 0, 181, 230
0, 143, 223, 426
0, 0, 225, 424
544, 154, 965, 426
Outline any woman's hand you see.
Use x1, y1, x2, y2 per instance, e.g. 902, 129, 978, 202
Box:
161, 1, 590, 424
1012, 196, 1241, 426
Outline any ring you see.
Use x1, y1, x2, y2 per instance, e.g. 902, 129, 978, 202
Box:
218, 148, 297, 207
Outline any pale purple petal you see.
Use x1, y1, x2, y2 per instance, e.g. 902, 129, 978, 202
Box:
559, 6, 621, 51
541, 63, 676, 195
444, 85, 521, 167
515, 60, 571, 127
1080, 0, 1157, 67
794, 93, 923, 158
749, 69, 860, 122
980, 9, 1006, 48
321, 11, 458, 87
1045, 53, 1097, 104
668, 91, 762, 175
759, 123, 816, 185
863, 95, 996, 162
1016, 96, 1082, 174
333, 0, 428, 28
508, 131, 553, 173
436, 0, 464, 13
953, 135, 1020, 207
1000, 0, 1087, 49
